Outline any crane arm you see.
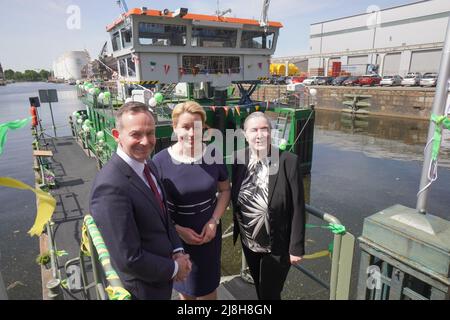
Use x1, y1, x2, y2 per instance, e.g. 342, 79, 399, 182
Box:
260, 0, 271, 32
117, 0, 129, 14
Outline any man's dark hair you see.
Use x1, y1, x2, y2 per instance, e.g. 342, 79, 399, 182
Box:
115, 101, 154, 130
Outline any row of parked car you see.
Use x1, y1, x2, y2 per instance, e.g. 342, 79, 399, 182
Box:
270, 72, 439, 87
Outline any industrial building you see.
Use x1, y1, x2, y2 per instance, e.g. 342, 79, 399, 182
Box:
52, 51, 90, 80
274, 0, 450, 77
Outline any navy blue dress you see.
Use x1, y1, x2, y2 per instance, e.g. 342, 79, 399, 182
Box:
153, 146, 228, 297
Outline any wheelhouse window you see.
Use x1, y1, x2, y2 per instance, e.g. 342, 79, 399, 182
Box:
121, 27, 132, 48
138, 22, 186, 46
191, 28, 237, 48
126, 57, 136, 77
182, 56, 240, 74
241, 31, 274, 49
119, 59, 127, 77
111, 31, 121, 51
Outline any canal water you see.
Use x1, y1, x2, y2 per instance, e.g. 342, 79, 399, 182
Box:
1, 82, 449, 299
0, 82, 85, 299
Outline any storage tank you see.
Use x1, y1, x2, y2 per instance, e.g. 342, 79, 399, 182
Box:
270, 63, 299, 76
53, 51, 90, 80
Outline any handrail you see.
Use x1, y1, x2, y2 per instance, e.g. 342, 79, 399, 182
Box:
238, 204, 355, 300
80, 215, 131, 300
303, 204, 354, 300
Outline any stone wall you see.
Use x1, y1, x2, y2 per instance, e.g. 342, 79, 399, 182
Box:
246, 85, 437, 120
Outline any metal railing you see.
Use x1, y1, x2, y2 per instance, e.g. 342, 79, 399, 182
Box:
230, 204, 355, 300
66, 215, 130, 300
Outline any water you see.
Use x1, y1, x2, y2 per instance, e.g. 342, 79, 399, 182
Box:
1, 83, 450, 299
284, 110, 450, 300
0, 82, 85, 299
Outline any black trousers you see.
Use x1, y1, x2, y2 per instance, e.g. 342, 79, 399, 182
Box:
242, 244, 291, 300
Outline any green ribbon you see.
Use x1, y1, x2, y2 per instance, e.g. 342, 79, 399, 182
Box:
0, 118, 31, 155
306, 223, 346, 235
431, 114, 450, 161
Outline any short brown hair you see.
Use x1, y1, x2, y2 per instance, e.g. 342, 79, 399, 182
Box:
172, 101, 206, 127
115, 101, 154, 130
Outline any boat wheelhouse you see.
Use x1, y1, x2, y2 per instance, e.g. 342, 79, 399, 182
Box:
106, 7, 282, 101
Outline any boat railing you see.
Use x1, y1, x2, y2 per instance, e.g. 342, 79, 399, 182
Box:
224, 204, 355, 300
74, 215, 131, 300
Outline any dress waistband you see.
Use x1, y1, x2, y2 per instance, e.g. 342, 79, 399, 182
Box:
167, 197, 217, 215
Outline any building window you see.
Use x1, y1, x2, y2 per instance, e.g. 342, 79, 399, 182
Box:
241, 31, 274, 49
126, 57, 136, 77
119, 59, 127, 77
138, 22, 186, 46
121, 28, 132, 48
182, 56, 240, 74
112, 31, 121, 51
191, 28, 237, 48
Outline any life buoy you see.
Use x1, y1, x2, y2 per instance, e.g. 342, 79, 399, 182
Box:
30, 106, 38, 127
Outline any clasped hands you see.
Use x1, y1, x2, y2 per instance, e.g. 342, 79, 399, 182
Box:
175, 218, 218, 246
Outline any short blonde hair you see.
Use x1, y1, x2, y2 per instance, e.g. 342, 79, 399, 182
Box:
172, 101, 206, 127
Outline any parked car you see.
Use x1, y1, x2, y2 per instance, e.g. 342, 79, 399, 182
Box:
401, 72, 421, 86
302, 76, 321, 85
270, 76, 287, 85
359, 74, 382, 86
380, 75, 403, 86
420, 73, 438, 87
332, 76, 349, 86
289, 76, 307, 84
316, 76, 334, 85
342, 76, 361, 86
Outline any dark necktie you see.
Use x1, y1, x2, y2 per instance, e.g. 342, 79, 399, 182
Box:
143, 165, 166, 218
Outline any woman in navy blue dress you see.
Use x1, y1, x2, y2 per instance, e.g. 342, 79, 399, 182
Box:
153, 101, 231, 300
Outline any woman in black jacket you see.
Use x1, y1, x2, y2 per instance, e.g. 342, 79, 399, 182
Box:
232, 112, 306, 300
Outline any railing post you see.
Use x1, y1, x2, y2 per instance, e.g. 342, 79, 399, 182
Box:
46, 279, 63, 300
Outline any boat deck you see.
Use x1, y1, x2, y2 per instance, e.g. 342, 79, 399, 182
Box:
42, 136, 260, 300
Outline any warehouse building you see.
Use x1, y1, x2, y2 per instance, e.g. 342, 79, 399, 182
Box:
275, 0, 450, 77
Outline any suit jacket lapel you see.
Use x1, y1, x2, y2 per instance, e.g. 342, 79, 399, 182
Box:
267, 147, 280, 205
112, 153, 167, 226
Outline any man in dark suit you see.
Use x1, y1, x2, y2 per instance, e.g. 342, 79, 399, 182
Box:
90, 102, 191, 300
231, 112, 305, 300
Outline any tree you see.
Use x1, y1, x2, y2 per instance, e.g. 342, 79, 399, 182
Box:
23, 70, 41, 81
14, 71, 23, 81
4, 69, 14, 80
39, 70, 50, 81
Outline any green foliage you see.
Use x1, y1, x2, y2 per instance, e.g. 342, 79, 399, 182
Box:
4, 69, 14, 80
36, 252, 51, 266
5, 69, 52, 82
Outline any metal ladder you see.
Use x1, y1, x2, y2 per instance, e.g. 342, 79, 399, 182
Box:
159, 83, 177, 99
275, 112, 290, 142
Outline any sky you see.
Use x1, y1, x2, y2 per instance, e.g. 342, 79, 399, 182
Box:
0, 0, 418, 71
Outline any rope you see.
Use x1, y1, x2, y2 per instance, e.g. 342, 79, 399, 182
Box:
288, 109, 315, 152
417, 114, 450, 197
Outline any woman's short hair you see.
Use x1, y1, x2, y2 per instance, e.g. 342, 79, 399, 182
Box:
115, 101, 154, 131
243, 112, 272, 131
172, 101, 206, 127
